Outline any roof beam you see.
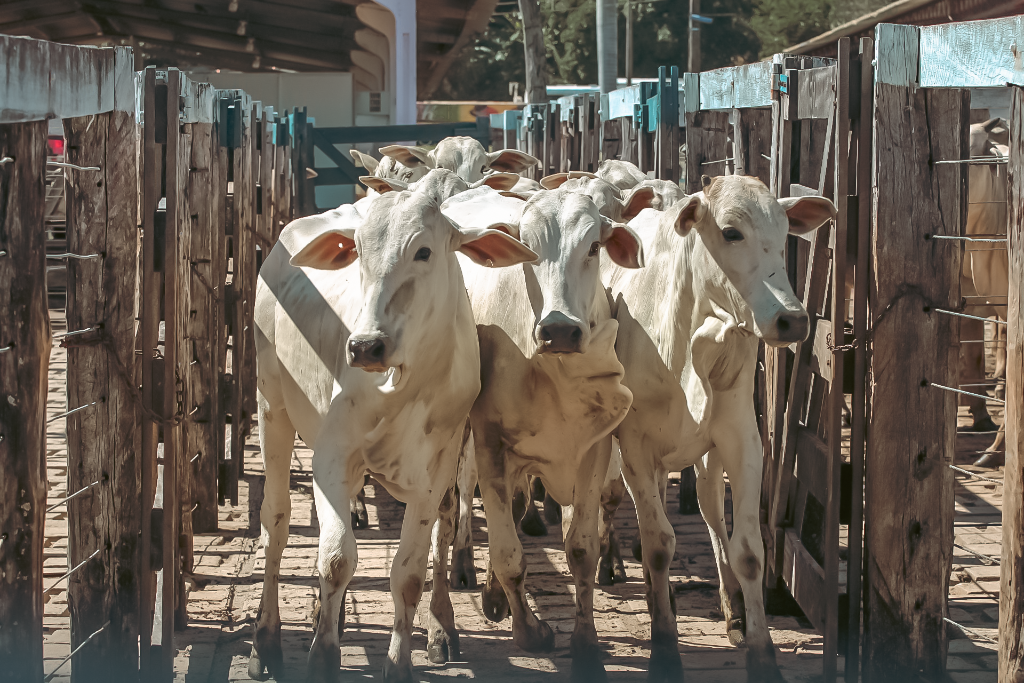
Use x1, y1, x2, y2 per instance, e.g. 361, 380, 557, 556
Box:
94, 35, 340, 72
0, 11, 87, 34
81, 0, 357, 34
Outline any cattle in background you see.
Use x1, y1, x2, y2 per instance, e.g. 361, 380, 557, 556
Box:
439, 185, 646, 681
250, 169, 537, 683
604, 174, 834, 682
961, 117, 1009, 465
381, 136, 539, 184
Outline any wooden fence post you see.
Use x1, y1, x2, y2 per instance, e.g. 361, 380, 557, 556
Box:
62, 46, 141, 680
0, 119, 49, 683
733, 107, 772, 186
1001, 83, 1024, 683
186, 84, 220, 534
864, 24, 963, 682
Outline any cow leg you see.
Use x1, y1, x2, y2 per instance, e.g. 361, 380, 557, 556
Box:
451, 432, 479, 590
307, 448, 359, 683
993, 321, 1007, 400
477, 449, 554, 652
960, 316, 998, 431
630, 470, 669, 564
428, 484, 461, 663
249, 398, 294, 681
596, 469, 627, 586
695, 450, 745, 646
351, 474, 369, 530
566, 439, 612, 682
520, 475, 548, 537
620, 449, 680, 682
712, 409, 784, 683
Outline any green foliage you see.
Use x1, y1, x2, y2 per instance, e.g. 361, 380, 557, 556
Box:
432, 0, 841, 100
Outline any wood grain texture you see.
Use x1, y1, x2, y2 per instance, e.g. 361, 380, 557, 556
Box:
1000, 83, 1024, 683
683, 110, 729, 194
0, 39, 134, 123
63, 108, 141, 682
865, 80, 967, 682
187, 116, 220, 534
732, 107, 772, 185
0, 120, 49, 683
919, 16, 1024, 88
698, 60, 774, 111
874, 24, 920, 87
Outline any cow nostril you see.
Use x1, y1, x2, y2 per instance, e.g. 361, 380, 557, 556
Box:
540, 327, 553, 342
778, 317, 791, 333
370, 341, 385, 359
570, 327, 582, 342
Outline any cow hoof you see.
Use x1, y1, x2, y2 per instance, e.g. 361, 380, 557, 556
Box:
968, 416, 999, 433
596, 552, 626, 586
648, 649, 683, 683
512, 618, 555, 653
482, 581, 509, 622
306, 635, 341, 683
631, 535, 643, 562
520, 505, 547, 537
449, 547, 478, 590
747, 653, 785, 683
427, 628, 460, 664
247, 645, 282, 681
974, 451, 1005, 468
571, 649, 608, 683
727, 621, 746, 647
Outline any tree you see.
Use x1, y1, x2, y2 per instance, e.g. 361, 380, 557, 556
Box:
520, 0, 549, 103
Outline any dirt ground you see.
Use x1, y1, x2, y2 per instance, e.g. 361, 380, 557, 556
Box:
39, 309, 1001, 682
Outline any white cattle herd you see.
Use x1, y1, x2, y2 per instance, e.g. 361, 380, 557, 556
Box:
249, 121, 1005, 682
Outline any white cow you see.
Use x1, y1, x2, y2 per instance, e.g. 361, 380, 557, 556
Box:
381, 136, 539, 184
249, 169, 537, 683
350, 148, 430, 184
439, 186, 644, 681
596, 158, 648, 190
604, 174, 835, 682
962, 118, 1010, 465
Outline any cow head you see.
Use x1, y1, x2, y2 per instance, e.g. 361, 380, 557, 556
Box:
596, 159, 648, 190
444, 187, 644, 355
382, 137, 540, 183
553, 175, 656, 223
668, 175, 835, 346
289, 169, 537, 388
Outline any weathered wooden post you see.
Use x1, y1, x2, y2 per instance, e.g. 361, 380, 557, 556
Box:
62, 46, 141, 681
0, 118, 49, 683
864, 24, 964, 682
1001, 83, 1024, 683
186, 83, 220, 534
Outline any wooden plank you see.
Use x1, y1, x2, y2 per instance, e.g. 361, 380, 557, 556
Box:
257, 109, 275, 249
874, 24, 919, 87
795, 66, 836, 120
732, 107, 772, 185
698, 60, 775, 110
782, 529, 827, 634
0, 38, 135, 123
187, 91, 220, 533
213, 101, 231, 507
918, 16, 1024, 88
846, 36, 873, 683
1000, 83, 1024, 683
864, 34, 965, 680
683, 110, 729, 194
63, 105, 141, 681
138, 65, 161, 680
0, 119, 48, 683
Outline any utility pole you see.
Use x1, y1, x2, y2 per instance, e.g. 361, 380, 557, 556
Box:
688, 0, 701, 73
596, 0, 618, 93
625, 0, 633, 86
519, 0, 548, 103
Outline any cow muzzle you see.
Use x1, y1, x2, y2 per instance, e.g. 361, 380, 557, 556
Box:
537, 313, 587, 355
348, 334, 392, 371
767, 311, 809, 345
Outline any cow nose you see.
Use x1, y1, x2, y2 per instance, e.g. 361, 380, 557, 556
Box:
348, 335, 389, 370
775, 312, 809, 343
538, 323, 584, 354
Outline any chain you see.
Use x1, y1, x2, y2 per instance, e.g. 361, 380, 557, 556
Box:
61, 330, 188, 427
825, 332, 858, 352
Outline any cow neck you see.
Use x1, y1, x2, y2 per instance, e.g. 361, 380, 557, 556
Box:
652, 217, 699, 379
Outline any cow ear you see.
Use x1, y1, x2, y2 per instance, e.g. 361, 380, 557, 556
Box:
349, 149, 379, 174
485, 149, 540, 174
982, 117, 1001, 133
287, 207, 362, 270
600, 218, 644, 269
379, 144, 433, 168
360, 176, 406, 194
540, 172, 570, 190
669, 194, 704, 236
777, 195, 837, 235
457, 228, 538, 267
471, 172, 520, 191
619, 185, 656, 221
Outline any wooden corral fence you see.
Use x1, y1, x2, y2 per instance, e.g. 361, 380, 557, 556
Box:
489, 16, 1022, 683
0, 35, 303, 683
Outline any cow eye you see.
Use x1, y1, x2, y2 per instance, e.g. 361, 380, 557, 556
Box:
588, 241, 601, 257
722, 228, 744, 243
414, 247, 431, 262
